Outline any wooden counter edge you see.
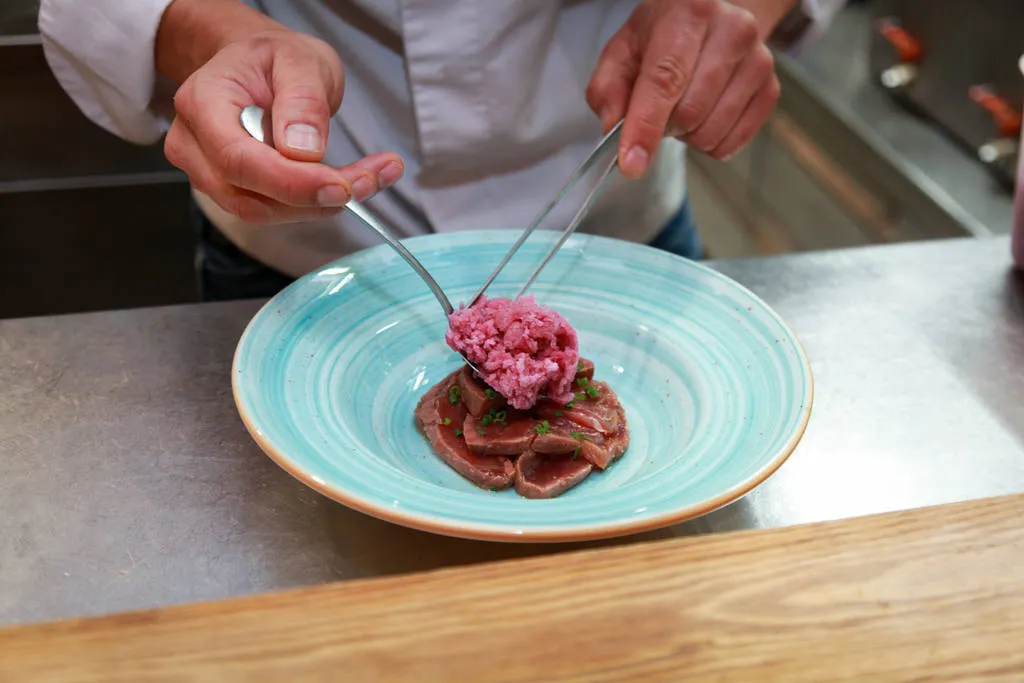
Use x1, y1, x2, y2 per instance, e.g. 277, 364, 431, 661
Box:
2, 493, 1023, 682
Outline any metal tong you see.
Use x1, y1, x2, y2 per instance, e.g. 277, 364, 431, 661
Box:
467, 119, 624, 307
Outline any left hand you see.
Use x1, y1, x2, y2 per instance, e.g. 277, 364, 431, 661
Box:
587, 0, 784, 178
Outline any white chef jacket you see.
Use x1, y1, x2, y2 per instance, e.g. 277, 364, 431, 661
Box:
38, 0, 844, 278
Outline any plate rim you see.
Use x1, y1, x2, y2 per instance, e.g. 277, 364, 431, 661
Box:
231, 230, 815, 543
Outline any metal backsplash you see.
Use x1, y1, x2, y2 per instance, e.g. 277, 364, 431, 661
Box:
0, 0, 39, 36
868, 0, 1024, 188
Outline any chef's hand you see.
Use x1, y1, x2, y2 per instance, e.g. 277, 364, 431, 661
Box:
159, 2, 404, 225
587, 0, 786, 178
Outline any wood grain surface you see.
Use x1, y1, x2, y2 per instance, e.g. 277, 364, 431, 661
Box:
2, 494, 1023, 682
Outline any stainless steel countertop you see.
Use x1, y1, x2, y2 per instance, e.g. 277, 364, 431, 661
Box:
3, 236, 1024, 627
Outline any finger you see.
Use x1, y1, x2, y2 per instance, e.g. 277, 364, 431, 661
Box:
166, 118, 346, 224
669, 4, 758, 136
165, 117, 222, 197
270, 44, 344, 162
619, 1, 712, 178
709, 74, 780, 160
181, 80, 403, 208
331, 153, 407, 203
222, 139, 403, 209
586, 29, 640, 132
682, 43, 774, 154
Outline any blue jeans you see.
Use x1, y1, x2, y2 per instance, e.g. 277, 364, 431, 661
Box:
191, 198, 702, 302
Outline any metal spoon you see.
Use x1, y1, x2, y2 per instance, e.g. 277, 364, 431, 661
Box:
239, 105, 481, 373
240, 106, 453, 314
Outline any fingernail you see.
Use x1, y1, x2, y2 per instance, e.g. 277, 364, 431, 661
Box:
351, 175, 376, 201
622, 146, 649, 176
317, 185, 349, 206
285, 123, 322, 152
378, 162, 403, 188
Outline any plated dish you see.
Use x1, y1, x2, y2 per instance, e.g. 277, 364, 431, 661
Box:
415, 358, 630, 499
232, 230, 813, 542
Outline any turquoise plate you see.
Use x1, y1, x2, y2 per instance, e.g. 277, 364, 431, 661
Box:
233, 230, 812, 542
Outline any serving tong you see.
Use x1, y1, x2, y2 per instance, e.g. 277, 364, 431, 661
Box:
467, 119, 623, 306
240, 105, 622, 370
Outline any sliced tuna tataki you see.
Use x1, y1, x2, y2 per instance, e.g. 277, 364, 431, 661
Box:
515, 450, 593, 499
457, 366, 507, 418
463, 413, 538, 456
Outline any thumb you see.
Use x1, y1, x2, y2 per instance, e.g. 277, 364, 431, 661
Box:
270, 50, 344, 162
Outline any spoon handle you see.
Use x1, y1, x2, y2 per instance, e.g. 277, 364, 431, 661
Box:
238, 105, 454, 316
345, 200, 454, 315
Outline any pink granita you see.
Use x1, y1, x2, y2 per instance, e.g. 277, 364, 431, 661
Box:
445, 296, 579, 410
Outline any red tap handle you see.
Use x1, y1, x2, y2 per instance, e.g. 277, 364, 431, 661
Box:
877, 18, 922, 63
969, 85, 1023, 138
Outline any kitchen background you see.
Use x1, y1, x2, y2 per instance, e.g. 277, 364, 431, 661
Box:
1, 0, 1021, 319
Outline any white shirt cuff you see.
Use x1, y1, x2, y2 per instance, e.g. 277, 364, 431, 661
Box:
38, 0, 176, 145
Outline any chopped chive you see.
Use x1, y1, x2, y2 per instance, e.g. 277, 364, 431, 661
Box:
484, 388, 497, 400
585, 385, 600, 399
576, 377, 589, 387
577, 360, 583, 372
442, 417, 452, 426
565, 400, 576, 409
575, 392, 586, 402
448, 385, 461, 405
571, 446, 581, 459
476, 426, 487, 436
482, 414, 493, 426
454, 428, 463, 437
555, 410, 563, 417
494, 410, 508, 425
534, 420, 551, 435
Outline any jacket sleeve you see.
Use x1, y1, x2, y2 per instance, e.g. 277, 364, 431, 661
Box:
38, 0, 177, 145
769, 0, 847, 55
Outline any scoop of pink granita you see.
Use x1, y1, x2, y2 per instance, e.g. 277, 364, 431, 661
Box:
445, 296, 579, 410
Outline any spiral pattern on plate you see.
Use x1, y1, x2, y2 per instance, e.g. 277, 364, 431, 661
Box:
233, 230, 813, 541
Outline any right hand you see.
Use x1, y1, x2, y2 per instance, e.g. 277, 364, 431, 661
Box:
164, 29, 404, 225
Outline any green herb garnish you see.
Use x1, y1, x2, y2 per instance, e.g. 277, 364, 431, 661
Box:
493, 410, 507, 425
476, 426, 487, 436
454, 428, 463, 437
577, 360, 583, 372
565, 400, 576, 409
448, 385, 461, 405
442, 417, 452, 426
555, 410, 563, 417
585, 385, 600, 399
481, 414, 493, 426
534, 420, 551, 435
576, 377, 589, 387
570, 432, 589, 459
484, 388, 497, 400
